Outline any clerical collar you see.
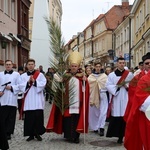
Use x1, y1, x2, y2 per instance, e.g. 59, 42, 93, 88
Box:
4, 70, 13, 75
115, 69, 125, 76
117, 68, 124, 72
27, 70, 35, 76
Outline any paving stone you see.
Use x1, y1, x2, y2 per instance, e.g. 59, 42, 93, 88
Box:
9, 101, 125, 150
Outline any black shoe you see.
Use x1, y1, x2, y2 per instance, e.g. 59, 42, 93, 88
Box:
73, 138, 79, 144
117, 138, 123, 144
7, 134, 11, 140
26, 136, 34, 141
35, 134, 42, 141
94, 130, 98, 133
99, 128, 104, 136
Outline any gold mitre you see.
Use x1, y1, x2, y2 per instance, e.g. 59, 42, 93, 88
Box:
68, 51, 83, 65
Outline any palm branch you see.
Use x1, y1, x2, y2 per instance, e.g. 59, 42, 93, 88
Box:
45, 18, 76, 115
117, 80, 130, 88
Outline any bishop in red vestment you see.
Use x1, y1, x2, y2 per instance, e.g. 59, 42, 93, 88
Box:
46, 51, 89, 143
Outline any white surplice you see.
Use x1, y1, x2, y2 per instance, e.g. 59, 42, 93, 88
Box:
106, 71, 133, 116
0, 71, 21, 107
19, 72, 46, 111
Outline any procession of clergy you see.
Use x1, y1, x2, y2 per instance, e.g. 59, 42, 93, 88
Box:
1, 51, 150, 150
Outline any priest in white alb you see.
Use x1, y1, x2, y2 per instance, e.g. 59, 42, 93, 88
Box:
105, 57, 133, 144
19, 58, 46, 142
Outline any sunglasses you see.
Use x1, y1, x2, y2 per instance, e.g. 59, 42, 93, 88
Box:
144, 62, 150, 65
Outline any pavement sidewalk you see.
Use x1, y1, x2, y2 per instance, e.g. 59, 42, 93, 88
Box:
9, 101, 125, 150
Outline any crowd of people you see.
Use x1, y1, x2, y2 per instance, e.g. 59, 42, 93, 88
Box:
1, 52, 150, 150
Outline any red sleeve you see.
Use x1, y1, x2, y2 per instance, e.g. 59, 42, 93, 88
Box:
124, 72, 150, 150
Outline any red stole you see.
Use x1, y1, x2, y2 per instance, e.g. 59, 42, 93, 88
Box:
19, 71, 40, 120
107, 70, 129, 118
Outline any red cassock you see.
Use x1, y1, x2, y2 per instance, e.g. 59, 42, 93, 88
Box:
124, 70, 146, 122
46, 76, 89, 134
124, 71, 150, 150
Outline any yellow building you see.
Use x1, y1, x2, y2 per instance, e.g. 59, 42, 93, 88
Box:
131, 0, 150, 66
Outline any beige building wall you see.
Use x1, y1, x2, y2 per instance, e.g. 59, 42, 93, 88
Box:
131, 0, 150, 66
48, 0, 62, 27
92, 19, 112, 65
29, 0, 34, 40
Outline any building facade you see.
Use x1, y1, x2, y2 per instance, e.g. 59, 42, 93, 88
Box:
130, 0, 150, 66
65, 0, 132, 67
17, 0, 31, 67
0, 0, 31, 71
113, 16, 131, 67
48, 0, 62, 27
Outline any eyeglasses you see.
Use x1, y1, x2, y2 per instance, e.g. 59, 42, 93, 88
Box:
5, 64, 12, 66
144, 62, 150, 65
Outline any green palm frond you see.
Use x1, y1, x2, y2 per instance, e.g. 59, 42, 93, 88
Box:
45, 18, 76, 114
117, 80, 130, 88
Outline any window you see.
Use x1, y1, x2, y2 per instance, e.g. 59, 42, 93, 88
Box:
11, 45, 16, 63
5, 43, 9, 60
146, 0, 150, 16
147, 41, 150, 52
0, 41, 5, 60
143, 3, 145, 20
136, 15, 139, 32
0, 0, 4, 10
139, 9, 142, 26
118, 35, 120, 46
121, 33, 123, 44
124, 29, 126, 42
94, 42, 98, 53
4, 0, 10, 15
126, 27, 129, 41
11, 0, 16, 20
102, 39, 105, 51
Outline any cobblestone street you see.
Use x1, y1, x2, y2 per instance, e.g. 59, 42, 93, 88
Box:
9, 101, 125, 150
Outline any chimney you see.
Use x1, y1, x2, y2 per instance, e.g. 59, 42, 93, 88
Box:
122, 0, 129, 8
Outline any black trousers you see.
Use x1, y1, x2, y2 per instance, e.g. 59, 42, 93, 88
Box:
63, 114, 80, 140
0, 106, 17, 135
24, 110, 46, 136
106, 116, 126, 139
0, 106, 9, 150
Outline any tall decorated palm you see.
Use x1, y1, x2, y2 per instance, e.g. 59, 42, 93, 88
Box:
45, 18, 75, 115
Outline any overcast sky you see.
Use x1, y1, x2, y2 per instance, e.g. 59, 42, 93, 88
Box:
61, 0, 135, 43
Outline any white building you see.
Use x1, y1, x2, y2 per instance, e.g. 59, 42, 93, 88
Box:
30, 0, 50, 71
29, 0, 62, 72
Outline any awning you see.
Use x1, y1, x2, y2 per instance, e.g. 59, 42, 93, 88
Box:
8, 33, 21, 43
0, 32, 13, 41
